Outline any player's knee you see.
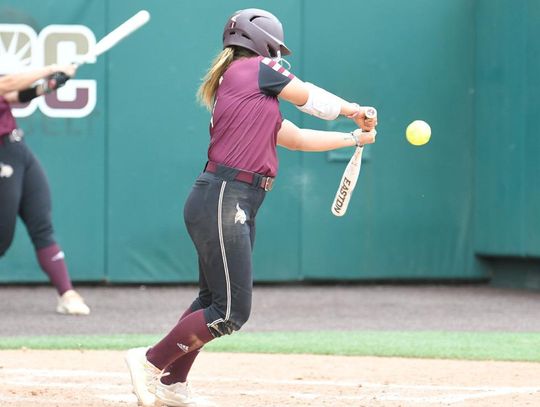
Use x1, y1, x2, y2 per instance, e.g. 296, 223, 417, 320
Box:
22, 211, 54, 250
207, 306, 251, 338
233, 302, 252, 330
206, 320, 233, 337
193, 295, 212, 310
208, 320, 244, 338
29, 225, 54, 250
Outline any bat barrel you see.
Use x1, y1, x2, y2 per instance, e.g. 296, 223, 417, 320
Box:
331, 147, 363, 216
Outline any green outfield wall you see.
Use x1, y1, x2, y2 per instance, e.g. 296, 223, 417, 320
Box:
474, 0, 540, 289
0, 0, 538, 287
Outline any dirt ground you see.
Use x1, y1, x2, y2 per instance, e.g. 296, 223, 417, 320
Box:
0, 350, 539, 407
1, 285, 540, 406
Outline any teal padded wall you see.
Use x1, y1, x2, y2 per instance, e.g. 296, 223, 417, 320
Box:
104, 0, 304, 282
0, 0, 107, 282
299, 0, 478, 279
1, 0, 537, 284
475, 0, 540, 257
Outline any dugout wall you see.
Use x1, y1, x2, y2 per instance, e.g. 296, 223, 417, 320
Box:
0, 0, 537, 288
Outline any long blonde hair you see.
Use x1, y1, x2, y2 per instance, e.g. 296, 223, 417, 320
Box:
197, 46, 254, 110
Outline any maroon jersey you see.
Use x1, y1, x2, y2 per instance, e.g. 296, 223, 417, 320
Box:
208, 56, 294, 177
0, 96, 17, 136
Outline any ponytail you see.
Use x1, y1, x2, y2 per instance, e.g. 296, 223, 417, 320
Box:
197, 47, 235, 110
197, 46, 256, 110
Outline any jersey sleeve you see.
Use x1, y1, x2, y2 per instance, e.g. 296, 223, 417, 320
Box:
258, 58, 295, 97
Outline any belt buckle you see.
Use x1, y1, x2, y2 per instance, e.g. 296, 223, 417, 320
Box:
263, 177, 274, 191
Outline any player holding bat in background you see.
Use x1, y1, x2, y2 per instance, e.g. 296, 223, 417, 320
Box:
0, 64, 90, 315
0, 10, 150, 316
126, 8, 377, 406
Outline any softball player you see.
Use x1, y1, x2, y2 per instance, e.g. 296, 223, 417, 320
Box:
126, 8, 376, 406
0, 64, 90, 315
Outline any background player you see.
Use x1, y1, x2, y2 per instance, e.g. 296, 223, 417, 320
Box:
0, 64, 90, 315
126, 8, 376, 406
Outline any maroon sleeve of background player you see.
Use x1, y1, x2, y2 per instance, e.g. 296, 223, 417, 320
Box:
0, 97, 18, 136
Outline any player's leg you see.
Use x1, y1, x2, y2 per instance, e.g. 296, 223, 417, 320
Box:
126, 296, 213, 405
0, 142, 25, 258
160, 258, 212, 386
126, 171, 265, 405
145, 173, 228, 370
151, 175, 263, 358
188, 257, 214, 314
152, 174, 265, 406
19, 146, 68, 291
18, 146, 89, 314
126, 175, 219, 406
171, 258, 213, 325
188, 172, 264, 340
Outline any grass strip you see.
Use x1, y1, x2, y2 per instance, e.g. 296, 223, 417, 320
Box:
0, 331, 539, 362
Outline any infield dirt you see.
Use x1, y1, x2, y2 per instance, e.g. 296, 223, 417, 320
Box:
1, 350, 539, 406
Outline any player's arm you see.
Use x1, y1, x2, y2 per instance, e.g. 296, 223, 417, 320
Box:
278, 77, 377, 131
2, 65, 76, 104
0, 65, 56, 95
0, 64, 77, 98
259, 59, 377, 131
277, 119, 376, 152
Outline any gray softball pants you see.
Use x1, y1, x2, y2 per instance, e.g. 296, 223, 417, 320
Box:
183, 167, 266, 337
0, 139, 55, 256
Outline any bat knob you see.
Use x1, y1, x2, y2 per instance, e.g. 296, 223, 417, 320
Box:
364, 107, 377, 119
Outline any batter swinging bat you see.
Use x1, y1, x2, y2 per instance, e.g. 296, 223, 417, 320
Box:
331, 107, 377, 217
75, 10, 151, 66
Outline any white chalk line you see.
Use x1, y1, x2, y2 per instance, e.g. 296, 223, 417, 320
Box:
375, 387, 539, 404
200, 386, 540, 404
4, 368, 540, 392
1, 367, 539, 405
0, 396, 97, 406
98, 393, 217, 406
2, 379, 129, 391
2, 367, 125, 379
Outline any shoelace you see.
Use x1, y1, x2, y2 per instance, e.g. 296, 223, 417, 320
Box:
146, 365, 170, 388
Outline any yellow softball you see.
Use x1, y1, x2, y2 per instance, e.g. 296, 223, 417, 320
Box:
406, 120, 431, 146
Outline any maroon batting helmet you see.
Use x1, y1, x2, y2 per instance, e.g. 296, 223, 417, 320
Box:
222, 9, 291, 58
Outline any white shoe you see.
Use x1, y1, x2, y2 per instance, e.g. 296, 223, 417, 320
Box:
125, 347, 164, 406
56, 290, 90, 315
155, 381, 196, 407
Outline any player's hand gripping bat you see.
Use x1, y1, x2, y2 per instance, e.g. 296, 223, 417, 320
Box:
74, 10, 151, 67
331, 107, 377, 217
